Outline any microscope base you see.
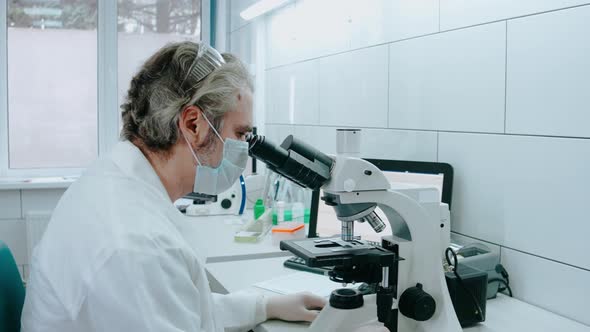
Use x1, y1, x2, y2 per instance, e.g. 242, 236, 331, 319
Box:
308, 294, 382, 332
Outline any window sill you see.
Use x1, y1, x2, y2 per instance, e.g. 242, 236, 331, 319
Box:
0, 176, 77, 190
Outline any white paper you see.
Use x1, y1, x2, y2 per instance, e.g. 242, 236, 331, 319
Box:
253, 272, 358, 298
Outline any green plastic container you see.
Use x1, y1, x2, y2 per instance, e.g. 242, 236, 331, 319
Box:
254, 199, 265, 219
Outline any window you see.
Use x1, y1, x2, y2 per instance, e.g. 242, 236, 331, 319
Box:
7, 0, 98, 169
0, 0, 206, 177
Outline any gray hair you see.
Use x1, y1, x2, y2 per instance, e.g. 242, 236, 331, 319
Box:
120, 41, 253, 153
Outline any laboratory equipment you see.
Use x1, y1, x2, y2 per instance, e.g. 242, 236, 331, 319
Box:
234, 210, 273, 243
276, 201, 286, 223
247, 134, 462, 332
336, 128, 361, 157
185, 175, 246, 216
243, 128, 269, 209
453, 243, 502, 299
283, 239, 383, 276
445, 264, 487, 326
245, 173, 266, 208
283, 256, 332, 276
254, 199, 266, 219
307, 158, 453, 252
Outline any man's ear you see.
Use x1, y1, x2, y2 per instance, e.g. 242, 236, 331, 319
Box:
179, 105, 205, 143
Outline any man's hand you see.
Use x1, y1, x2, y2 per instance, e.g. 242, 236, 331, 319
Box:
266, 292, 327, 322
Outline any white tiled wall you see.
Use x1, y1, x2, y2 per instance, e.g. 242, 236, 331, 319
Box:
348, 0, 439, 49
319, 45, 389, 127
263, 124, 295, 145
501, 248, 590, 326
506, 5, 590, 137
265, 125, 440, 163
439, 133, 590, 270
265, 0, 440, 69
440, 0, 590, 30
292, 126, 337, 155
389, 22, 506, 133
0, 188, 65, 278
229, 0, 590, 324
266, 60, 320, 125
266, 1, 351, 68
265, 3, 299, 68
359, 129, 438, 162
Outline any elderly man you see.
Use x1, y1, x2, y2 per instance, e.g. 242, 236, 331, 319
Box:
20, 42, 326, 332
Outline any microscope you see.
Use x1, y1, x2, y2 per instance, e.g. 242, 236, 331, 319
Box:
247, 133, 462, 332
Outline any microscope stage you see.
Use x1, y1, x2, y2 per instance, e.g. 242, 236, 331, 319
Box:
280, 237, 397, 268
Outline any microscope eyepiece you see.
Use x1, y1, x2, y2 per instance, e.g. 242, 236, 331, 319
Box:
247, 134, 289, 168
280, 135, 334, 169
247, 134, 333, 190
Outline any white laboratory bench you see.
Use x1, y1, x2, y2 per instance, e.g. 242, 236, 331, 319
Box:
179, 214, 590, 332
176, 214, 291, 263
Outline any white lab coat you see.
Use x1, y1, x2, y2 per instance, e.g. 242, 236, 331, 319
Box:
21, 141, 266, 332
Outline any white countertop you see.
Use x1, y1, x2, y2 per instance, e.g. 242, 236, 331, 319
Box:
206, 256, 590, 332
177, 213, 291, 263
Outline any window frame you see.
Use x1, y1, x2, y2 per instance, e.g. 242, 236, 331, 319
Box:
0, 0, 210, 178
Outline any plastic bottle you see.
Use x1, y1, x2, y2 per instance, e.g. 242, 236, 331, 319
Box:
292, 202, 304, 223
276, 201, 285, 224
254, 199, 265, 220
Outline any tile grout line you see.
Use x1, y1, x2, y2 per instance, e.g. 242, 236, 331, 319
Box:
504, 20, 508, 134
452, 231, 590, 273
386, 46, 390, 127
438, 0, 441, 32
265, 123, 590, 141
317, 61, 321, 125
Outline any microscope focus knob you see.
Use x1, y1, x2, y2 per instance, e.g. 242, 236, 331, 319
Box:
399, 283, 436, 321
329, 288, 364, 309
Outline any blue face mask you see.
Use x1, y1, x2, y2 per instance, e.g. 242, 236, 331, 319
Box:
182, 114, 249, 195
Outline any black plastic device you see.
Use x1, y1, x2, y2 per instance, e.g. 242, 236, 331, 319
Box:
445, 264, 488, 326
